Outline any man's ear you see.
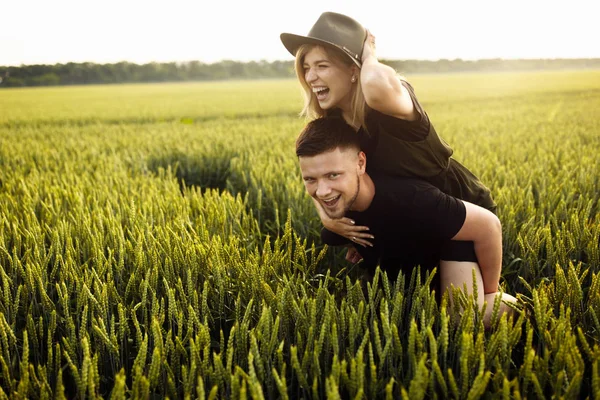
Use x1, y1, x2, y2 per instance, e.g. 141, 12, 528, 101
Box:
357, 151, 367, 174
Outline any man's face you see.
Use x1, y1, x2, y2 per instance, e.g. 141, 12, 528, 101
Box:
299, 147, 364, 219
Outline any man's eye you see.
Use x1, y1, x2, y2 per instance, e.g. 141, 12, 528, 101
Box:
329, 173, 339, 179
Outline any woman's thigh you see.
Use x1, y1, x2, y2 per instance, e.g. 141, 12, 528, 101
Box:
439, 260, 484, 306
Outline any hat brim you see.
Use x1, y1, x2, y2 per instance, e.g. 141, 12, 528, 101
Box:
280, 33, 362, 68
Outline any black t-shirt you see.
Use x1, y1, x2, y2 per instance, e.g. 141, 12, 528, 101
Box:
321, 175, 466, 275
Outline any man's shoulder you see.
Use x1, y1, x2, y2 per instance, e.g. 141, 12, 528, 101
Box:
372, 174, 436, 193
369, 175, 440, 211
367, 174, 466, 236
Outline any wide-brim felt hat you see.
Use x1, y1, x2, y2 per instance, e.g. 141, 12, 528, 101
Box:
280, 12, 367, 68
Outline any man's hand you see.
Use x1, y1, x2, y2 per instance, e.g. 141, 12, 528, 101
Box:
312, 198, 374, 247
346, 246, 363, 264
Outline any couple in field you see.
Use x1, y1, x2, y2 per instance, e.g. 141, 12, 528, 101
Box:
280, 12, 516, 325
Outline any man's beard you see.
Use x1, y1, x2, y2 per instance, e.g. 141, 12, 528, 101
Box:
326, 174, 360, 219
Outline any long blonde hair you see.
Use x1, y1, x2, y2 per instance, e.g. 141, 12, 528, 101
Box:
294, 44, 367, 130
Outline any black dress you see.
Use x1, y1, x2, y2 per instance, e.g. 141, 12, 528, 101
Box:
355, 81, 496, 212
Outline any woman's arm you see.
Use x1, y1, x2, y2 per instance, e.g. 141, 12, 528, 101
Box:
360, 31, 418, 121
313, 198, 374, 247
450, 201, 502, 294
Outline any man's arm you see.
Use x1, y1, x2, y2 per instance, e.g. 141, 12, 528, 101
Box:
450, 202, 502, 294
387, 182, 501, 294
322, 227, 378, 269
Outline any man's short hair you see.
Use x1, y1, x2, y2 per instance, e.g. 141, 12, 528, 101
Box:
296, 116, 361, 157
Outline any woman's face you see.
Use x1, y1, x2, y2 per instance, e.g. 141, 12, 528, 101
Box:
302, 46, 356, 112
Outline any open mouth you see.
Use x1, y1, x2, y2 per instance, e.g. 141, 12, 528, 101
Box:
312, 86, 330, 101
321, 195, 340, 208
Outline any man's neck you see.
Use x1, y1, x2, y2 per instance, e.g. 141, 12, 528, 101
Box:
350, 173, 375, 212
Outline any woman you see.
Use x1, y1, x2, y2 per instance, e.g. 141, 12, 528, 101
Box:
281, 12, 516, 319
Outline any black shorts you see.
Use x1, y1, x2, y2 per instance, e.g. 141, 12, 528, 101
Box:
440, 240, 477, 262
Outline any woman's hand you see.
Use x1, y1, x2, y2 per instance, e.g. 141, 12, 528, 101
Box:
346, 246, 363, 263
361, 30, 377, 64
313, 198, 374, 247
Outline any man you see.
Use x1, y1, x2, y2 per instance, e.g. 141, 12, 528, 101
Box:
296, 116, 516, 324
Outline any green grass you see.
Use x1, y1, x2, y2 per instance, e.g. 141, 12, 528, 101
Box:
0, 70, 599, 398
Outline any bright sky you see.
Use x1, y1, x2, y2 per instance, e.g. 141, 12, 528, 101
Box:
2, 0, 599, 66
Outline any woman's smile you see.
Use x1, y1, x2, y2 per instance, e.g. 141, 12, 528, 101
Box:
312, 86, 330, 101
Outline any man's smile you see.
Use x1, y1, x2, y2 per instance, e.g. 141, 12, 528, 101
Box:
320, 194, 341, 207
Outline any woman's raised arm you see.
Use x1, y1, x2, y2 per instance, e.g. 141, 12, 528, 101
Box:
360, 31, 419, 121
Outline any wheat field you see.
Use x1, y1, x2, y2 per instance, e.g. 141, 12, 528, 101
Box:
0, 70, 599, 398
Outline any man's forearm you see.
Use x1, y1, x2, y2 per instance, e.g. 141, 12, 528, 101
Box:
473, 225, 502, 293
453, 202, 502, 294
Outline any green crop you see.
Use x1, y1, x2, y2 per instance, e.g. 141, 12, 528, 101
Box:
0, 70, 599, 398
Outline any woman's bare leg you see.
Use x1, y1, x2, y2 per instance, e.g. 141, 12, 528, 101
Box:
440, 260, 516, 328
440, 260, 484, 307
483, 292, 517, 327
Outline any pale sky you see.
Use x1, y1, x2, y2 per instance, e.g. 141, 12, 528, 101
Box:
1, 0, 599, 66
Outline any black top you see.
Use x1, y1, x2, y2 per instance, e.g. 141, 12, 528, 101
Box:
352, 81, 497, 212
322, 175, 466, 274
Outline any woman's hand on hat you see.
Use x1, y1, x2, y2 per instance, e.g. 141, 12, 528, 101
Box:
362, 30, 377, 64
313, 198, 374, 247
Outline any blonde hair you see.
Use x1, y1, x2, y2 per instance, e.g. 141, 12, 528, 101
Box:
294, 44, 367, 130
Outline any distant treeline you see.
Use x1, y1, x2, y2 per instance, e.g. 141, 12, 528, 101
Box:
1, 58, 599, 87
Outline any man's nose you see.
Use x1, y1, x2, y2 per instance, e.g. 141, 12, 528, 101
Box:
315, 180, 331, 198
